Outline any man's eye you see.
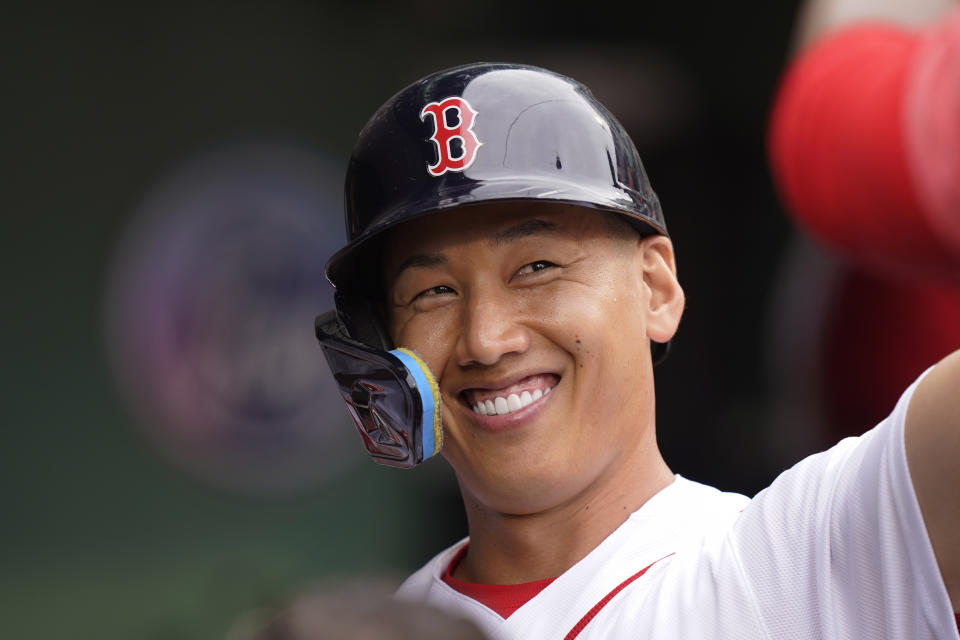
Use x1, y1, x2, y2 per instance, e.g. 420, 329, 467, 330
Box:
516, 260, 557, 276
413, 285, 456, 301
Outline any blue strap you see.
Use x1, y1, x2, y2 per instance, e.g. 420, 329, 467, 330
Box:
389, 348, 442, 459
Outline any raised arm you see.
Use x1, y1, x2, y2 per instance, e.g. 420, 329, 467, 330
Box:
768, 0, 960, 618
906, 350, 960, 610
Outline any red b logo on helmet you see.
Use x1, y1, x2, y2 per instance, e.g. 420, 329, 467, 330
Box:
421, 97, 482, 177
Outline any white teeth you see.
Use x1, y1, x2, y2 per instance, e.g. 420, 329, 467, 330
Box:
470, 385, 556, 416
520, 391, 533, 408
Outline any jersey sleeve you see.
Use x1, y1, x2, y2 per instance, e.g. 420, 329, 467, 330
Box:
730, 369, 958, 638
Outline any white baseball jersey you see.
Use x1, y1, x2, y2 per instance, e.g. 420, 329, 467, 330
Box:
396, 370, 959, 639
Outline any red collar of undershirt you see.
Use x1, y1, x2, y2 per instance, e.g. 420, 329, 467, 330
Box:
441, 545, 557, 619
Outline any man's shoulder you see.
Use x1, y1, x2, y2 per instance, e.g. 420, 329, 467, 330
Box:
638, 475, 751, 534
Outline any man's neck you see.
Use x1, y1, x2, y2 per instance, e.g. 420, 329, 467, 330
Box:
453, 444, 674, 585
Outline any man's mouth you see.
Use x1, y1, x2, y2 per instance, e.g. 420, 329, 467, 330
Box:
461, 374, 559, 416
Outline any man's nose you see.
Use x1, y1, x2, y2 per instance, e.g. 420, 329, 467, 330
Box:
455, 290, 530, 367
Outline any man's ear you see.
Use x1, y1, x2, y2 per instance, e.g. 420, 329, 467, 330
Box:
638, 235, 685, 343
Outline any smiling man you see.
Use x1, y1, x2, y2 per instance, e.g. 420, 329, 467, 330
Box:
315, 63, 959, 638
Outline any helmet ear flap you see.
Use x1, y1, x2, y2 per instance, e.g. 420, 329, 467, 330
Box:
334, 291, 394, 351
316, 301, 442, 469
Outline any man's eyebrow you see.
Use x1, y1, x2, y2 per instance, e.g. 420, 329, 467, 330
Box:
393, 252, 447, 279
491, 219, 561, 246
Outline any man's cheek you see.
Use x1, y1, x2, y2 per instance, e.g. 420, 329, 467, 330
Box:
399, 319, 453, 374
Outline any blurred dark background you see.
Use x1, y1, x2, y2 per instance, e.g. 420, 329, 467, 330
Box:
3, 2, 811, 637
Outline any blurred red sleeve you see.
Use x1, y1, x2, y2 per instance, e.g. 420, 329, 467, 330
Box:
904, 8, 960, 268
768, 14, 960, 280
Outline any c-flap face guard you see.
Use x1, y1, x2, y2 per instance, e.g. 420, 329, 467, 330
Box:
315, 311, 442, 468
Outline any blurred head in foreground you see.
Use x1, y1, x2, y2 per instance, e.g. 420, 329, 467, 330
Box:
245, 577, 488, 640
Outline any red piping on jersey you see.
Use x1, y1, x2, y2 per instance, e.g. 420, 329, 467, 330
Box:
564, 553, 675, 640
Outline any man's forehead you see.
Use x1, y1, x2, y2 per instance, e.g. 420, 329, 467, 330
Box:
386, 216, 566, 281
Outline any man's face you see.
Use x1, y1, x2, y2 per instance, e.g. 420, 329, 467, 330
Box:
384, 203, 676, 515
